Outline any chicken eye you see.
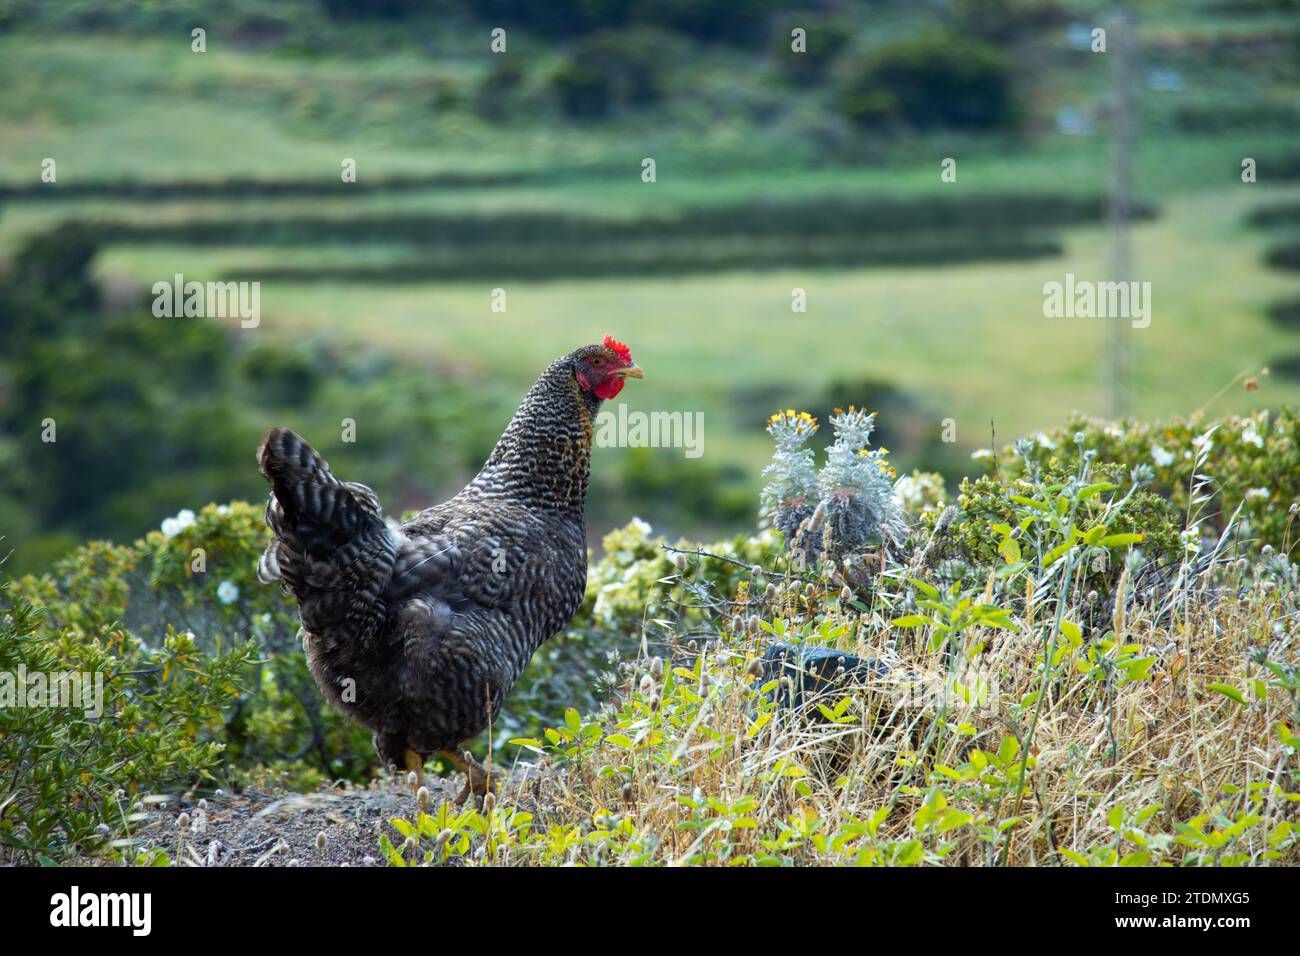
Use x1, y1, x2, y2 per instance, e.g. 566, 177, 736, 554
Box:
591, 357, 604, 367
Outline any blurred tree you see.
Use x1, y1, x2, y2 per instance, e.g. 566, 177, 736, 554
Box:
550, 28, 671, 120
839, 31, 1019, 132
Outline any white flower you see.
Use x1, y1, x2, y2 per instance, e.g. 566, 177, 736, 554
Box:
1245, 488, 1269, 501
628, 517, 652, 537
216, 504, 233, 517
1150, 445, 1175, 467
1241, 423, 1263, 448
217, 580, 239, 605
1036, 433, 1056, 450
970, 448, 993, 460
1105, 425, 1125, 439
161, 508, 196, 537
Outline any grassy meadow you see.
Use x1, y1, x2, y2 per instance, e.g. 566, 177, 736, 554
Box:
3, 23, 1299, 532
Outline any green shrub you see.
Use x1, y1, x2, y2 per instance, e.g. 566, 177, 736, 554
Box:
992, 409, 1300, 553
476, 59, 525, 120
12, 502, 376, 794
770, 14, 854, 86
550, 28, 671, 119
0, 577, 255, 863
941, 460, 1182, 602
838, 31, 1018, 132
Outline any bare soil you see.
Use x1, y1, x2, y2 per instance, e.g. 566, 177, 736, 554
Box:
102, 772, 475, 867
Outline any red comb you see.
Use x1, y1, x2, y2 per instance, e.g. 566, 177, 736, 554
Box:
604, 334, 632, 361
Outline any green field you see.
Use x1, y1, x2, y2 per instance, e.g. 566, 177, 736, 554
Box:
76, 185, 1300, 468
3, 6, 1300, 541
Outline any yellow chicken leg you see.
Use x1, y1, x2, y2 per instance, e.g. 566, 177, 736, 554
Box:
441, 750, 497, 806
403, 748, 425, 794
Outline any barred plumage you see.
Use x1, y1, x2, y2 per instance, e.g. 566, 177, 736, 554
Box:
257, 340, 642, 796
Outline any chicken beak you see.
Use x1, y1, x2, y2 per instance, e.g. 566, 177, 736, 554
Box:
614, 362, 644, 380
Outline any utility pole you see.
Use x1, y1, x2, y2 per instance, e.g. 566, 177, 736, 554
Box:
1104, 9, 1137, 419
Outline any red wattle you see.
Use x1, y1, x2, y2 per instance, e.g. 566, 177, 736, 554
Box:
594, 378, 625, 400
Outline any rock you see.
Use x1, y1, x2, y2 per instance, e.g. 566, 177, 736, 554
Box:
757, 642, 890, 715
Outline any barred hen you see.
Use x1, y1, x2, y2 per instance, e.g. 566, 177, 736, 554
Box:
256, 336, 642, 801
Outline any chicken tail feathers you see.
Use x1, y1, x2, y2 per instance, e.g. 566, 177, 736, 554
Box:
257, 427, 397, 645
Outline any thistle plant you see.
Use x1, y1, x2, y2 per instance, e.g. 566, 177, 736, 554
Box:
761, 406, 906, 575
817, 406, 905, 566
760, 409, 820, 542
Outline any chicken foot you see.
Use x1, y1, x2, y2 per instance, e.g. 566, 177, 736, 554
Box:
440, 750, 497, 806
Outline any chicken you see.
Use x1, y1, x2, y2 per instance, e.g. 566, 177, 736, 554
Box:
256, 336, 642, 802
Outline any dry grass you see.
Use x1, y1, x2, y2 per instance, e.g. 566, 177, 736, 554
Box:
384, 570, 1298, 867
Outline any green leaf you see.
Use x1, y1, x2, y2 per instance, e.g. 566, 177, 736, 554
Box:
379, 834, 407, 867
1043, 539, 1075, 566
891, 615, 932, 628
867, 806, 889, 837
1078, 482, 1118, 500
1060, 620, 1082, 645
1122, 657, 1157, 682
936, 809, 974, 833
1010, 495, 1049, 511
1208, 683, 1246, 705
909, 579, 940, 599
1098, 532, 1145, 548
